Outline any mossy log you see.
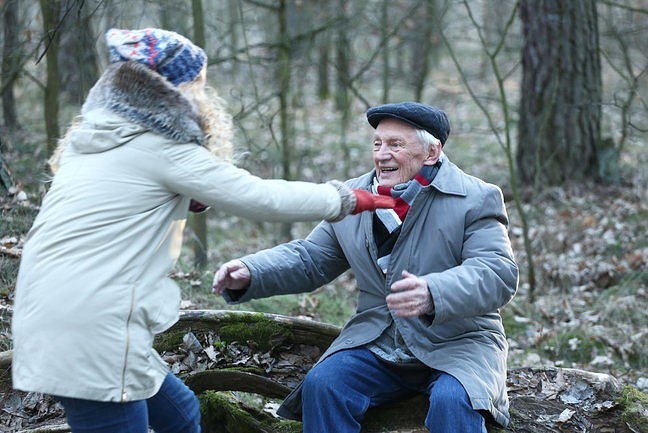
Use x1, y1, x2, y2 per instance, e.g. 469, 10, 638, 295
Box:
1, 310, 646, 433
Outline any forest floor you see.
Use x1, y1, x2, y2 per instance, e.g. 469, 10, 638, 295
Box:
0, 125, 647, 431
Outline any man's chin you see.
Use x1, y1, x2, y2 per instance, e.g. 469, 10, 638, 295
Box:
378, 179, 397, 188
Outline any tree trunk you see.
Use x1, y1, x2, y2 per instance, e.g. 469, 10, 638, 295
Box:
334, 0, 353, 179
277, 0, 294, 241
192, 0, 205, 53
159, 0, 190, 36
409, 0, 439, 101
58, 2, 98, 105
517, 0, 602, 187
227, 0, 240, 75
39, 0, 62, 157
187, 0, 209, 269
2, 0, 20, 130
380, 0, 390, 103
1, 310, 646, 432
316, 34, 330, 101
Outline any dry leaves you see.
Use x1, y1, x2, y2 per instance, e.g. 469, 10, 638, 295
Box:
506, 183, 648, 390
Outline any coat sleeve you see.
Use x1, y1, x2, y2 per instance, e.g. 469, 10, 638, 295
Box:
159, 142, 343, 222
423, 185, 519, 324
223, 221, 350, 303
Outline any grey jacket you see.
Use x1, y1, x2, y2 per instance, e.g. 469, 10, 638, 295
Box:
12, 61, 347, 403
226, 158, 519, 427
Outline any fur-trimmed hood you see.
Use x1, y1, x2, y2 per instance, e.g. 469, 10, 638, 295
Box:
71, 61, 205, 155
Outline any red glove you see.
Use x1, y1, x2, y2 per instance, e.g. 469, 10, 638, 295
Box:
189, 199, 210, 213
352, 189, 396, 214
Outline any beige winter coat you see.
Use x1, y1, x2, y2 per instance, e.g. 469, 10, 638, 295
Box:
11, 61, 346, 402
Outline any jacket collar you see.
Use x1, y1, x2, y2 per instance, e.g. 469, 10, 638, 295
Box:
81, 61, 205, 145
429, 157, 467, 197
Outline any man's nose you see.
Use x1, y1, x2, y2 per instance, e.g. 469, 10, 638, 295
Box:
374, 144, 391, 160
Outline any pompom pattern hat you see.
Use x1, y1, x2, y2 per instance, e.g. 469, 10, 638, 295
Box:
105, 28, 207, 86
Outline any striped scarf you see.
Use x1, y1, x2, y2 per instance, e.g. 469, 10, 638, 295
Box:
372, 162, 441, 234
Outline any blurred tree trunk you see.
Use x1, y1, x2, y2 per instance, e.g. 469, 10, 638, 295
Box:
277, 0, 294, 240
380, 0, 390, 102
189, 0, 209, 269
58, 2, 98, 105
409, 0, 440, 100
335, 0, 352, 179
517, 0, 602, 187
39, 0, 62, 157
312, 0, 333, 101
160, 0, 189, 36
227, 0, 240, 74
317, 30, 330, 100
2, 0, 20, 130
192, 0, 205, 52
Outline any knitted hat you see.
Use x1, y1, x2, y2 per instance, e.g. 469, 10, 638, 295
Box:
367, 102, 451, 146
105, 28, 207, 86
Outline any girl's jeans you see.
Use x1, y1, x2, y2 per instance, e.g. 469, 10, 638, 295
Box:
301, 347, 487, 433
55, 372, 200, 433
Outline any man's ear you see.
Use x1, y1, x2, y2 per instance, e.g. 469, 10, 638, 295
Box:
423, 142, 442, 166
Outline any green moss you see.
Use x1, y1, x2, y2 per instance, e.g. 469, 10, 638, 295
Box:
154, 313, 294, 354
199, 390, 300, 433
199, 391, 262, 432
222, 366, 265, 375
153, 330, 186, 352
219, 313, 293, 352
272, 421, 303, 433
616, 385, 648, 432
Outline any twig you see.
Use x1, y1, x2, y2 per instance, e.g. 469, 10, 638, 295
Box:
0, 246, 21, 258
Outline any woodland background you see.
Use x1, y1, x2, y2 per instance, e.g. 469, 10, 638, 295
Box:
0, 0, 646, 430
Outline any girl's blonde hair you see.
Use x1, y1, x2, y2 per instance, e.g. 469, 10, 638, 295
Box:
48, 118, 79, 174
178, 76, 234, 161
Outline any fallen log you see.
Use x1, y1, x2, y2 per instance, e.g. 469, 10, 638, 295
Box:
1, 310, 646, 433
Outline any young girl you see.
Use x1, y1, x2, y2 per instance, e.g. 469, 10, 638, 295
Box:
11, 28, 393, 433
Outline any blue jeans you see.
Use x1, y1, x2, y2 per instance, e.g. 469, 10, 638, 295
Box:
55, 372, 200, 433
301, 348, 487, 433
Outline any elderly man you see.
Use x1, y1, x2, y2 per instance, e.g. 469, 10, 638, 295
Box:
213, 102, 519, 433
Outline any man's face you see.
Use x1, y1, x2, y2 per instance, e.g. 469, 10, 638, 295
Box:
372, 118, 437, 188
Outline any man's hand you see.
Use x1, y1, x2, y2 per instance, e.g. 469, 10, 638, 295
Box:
386, 270, 433, 317
212, 260, 251, 295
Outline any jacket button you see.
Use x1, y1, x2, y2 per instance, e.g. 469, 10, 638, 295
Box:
344, 339, 353, 344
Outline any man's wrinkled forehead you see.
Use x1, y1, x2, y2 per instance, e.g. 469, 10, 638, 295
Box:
372, 118, 418, 139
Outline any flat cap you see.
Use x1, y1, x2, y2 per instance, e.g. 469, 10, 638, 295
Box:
367, 102, 451, 145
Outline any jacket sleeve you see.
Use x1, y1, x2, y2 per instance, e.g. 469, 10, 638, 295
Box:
160, 142, 343, 222
423, 185, 519, 324
223, 221, 350, 303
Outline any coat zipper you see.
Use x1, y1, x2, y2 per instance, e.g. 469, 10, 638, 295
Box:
121, 283, 137, 401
